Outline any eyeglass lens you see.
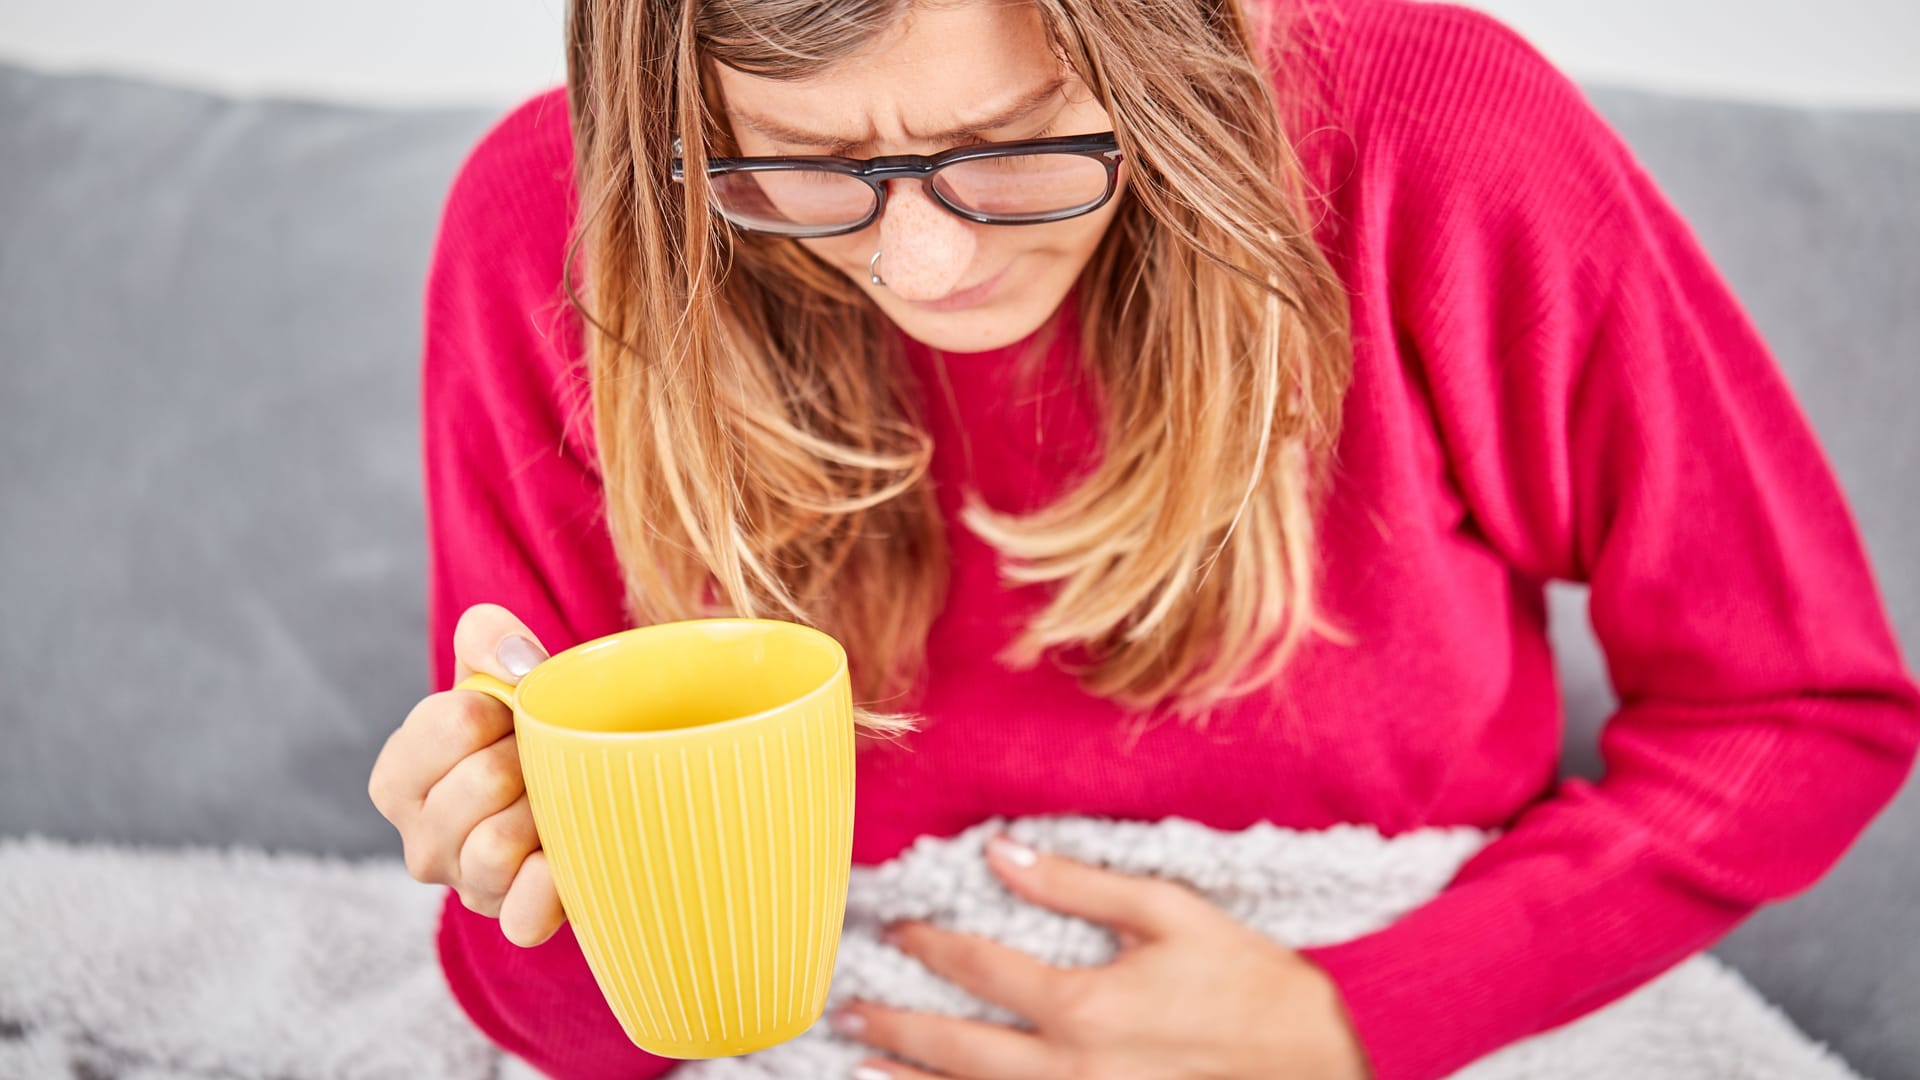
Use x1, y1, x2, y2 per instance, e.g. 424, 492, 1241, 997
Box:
708, 152, 1111, 233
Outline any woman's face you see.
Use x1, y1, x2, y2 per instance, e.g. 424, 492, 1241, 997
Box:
710, 1, 1127, 354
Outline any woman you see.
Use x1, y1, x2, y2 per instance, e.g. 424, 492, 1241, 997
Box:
367, 0, 1920, 1076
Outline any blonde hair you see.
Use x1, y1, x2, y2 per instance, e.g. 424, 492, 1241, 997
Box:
559, 0, 1354, 738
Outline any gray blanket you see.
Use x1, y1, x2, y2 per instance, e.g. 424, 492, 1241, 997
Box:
0, 817, 1864, 1079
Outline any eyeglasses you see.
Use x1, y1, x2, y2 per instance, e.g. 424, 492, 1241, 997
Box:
669, 131, 1123, 238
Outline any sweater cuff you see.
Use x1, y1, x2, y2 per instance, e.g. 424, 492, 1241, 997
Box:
1297, 887, 1539, 1080
1298, 906, 1522, 1080
1295, 864, 1749, 1080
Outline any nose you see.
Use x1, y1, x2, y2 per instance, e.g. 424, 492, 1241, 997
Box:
874, 178, 977, 301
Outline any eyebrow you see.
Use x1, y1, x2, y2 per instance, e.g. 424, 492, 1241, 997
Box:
729, 76, 1068, 151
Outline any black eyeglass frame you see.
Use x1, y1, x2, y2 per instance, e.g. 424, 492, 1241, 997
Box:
669, 131, 1124, 238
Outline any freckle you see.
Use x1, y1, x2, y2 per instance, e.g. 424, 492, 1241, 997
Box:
878, 190, 974, 297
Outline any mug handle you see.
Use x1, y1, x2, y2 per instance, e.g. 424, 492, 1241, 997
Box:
453, 672, 517, 709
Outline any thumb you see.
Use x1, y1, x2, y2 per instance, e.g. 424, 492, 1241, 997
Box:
452, 602, 549, 685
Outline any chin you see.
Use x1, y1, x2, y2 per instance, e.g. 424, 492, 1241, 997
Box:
883, 284, 1069, 356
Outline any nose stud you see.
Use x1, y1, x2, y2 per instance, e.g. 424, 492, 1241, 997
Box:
868, 249, 886, 287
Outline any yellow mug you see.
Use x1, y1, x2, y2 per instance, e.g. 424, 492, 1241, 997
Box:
453, 617, 855, 1059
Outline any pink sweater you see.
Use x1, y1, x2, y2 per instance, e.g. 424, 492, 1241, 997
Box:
419, 1, 1920, 1077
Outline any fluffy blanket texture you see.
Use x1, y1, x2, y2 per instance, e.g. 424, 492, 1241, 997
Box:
0, 817, 1860, 1079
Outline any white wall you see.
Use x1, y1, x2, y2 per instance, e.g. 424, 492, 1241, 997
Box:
1466, 0, 1920, 108
0, 0, 569, 107
1, 0, 1916, 109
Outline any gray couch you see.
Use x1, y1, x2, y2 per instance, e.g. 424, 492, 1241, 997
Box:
1, 60, 1915, 1078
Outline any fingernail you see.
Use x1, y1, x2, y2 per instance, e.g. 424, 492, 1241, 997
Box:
497, 634, 546, 678
988, 834, 1037, 868
830, 1008, 866, 1037
850, 1065, 890, 1080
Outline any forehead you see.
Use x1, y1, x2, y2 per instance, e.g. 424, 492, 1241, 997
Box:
707, 2, 1064, 147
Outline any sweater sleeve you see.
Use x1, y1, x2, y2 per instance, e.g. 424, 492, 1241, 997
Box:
1295, 5, 1920, 1079
420, 90, 685, 1080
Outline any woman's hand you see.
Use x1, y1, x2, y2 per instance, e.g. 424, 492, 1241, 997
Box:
368, 602, 565, 948
831, 834, 1372, 1080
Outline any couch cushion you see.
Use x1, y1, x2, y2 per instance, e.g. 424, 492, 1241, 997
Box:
0, 64, 494, 854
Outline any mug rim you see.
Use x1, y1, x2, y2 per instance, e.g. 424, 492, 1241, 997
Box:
509, 616, 850, 739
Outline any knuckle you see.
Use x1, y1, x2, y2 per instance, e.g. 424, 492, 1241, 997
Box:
402, 841, 444, 886
471, 745, 524, 805
367, 735, 411, 818
444, 692, 504, 749
463, 820, 526, 887
366, 765, 391, 816
456, 886, 500, 919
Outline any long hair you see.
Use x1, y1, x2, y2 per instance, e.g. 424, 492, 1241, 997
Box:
559, 0, 1354, 738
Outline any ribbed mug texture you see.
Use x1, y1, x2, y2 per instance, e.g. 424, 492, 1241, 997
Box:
456, 619, 855, 1058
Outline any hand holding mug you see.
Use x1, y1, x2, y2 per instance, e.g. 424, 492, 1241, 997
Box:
376, 608, 856, 1059
368, 602, 563, 948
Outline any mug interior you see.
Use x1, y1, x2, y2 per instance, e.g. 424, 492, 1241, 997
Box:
515, 619, 845, 735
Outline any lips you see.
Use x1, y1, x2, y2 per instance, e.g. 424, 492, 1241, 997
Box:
911, 264, 1008, 311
